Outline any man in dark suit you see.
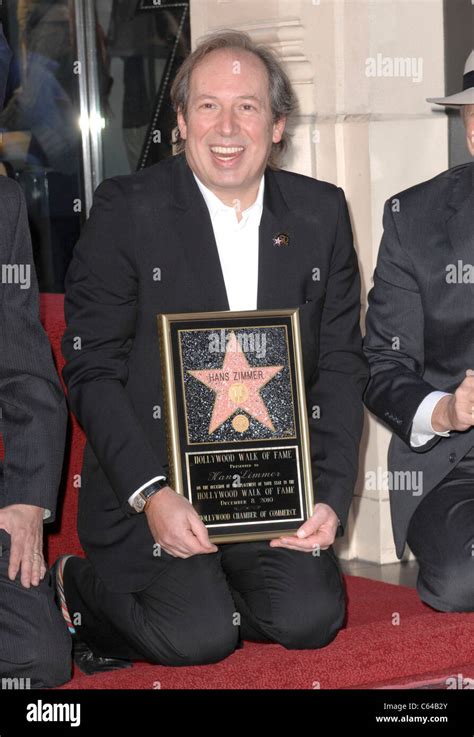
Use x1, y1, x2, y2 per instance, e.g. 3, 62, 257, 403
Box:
56, 30, 367, 671
363, 51, 474, 611
0, 24, 71, 687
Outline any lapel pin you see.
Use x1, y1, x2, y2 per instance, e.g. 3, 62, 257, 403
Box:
272, 232, 290, 247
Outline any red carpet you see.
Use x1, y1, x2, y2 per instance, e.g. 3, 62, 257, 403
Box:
55, 575, 474, 690
3, 295, 474, 689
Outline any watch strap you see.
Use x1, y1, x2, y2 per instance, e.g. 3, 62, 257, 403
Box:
132, 477, 168, 513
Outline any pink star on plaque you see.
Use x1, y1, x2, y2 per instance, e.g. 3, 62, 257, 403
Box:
188, 332, 283, 435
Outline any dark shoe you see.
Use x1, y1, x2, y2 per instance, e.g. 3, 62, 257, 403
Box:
71, 638, 133, 676
51, 555, 133, 676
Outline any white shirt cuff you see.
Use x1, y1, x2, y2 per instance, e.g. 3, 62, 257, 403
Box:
410, 391, 452, 448
128, 475, 167, 508
42, 508, 51, 521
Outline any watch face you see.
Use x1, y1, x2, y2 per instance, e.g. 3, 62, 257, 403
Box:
134, 496, 146, 512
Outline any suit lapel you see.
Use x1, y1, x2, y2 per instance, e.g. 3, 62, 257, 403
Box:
446, 163, 474, 264
257, 167, 293, 309
169, 152, 295, 312
169, 153, 230, 311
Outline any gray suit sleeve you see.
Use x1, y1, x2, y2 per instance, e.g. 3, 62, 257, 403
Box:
0, 180, 67, 519
363, 198, 440, 451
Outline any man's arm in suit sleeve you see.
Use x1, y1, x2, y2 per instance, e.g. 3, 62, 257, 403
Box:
308, 187, 369, 535
363, 199, 443, 452
62, 177, 167, 515
0, 180, 67, 520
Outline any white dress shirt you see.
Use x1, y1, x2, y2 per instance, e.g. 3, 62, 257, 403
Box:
410, 391, 452, 447
128, 170, 265, 509
192, 170, 265, 310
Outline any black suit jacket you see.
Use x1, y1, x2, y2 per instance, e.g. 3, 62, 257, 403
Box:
364, 162, 474, 558
0, 176, 66, 517
62, 151, 367, 593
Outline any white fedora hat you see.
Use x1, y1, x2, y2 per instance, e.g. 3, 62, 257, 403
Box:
427, 50, 474, 106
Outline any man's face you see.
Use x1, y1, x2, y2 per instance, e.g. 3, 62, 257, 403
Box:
464, 104, 474, 156
177, 48, 286, 205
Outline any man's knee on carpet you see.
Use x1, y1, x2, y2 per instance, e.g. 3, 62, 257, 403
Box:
31, 634, 72, 689
133, 554, 241, 666
142, 607, 240, 666
267, 587, 346, 650
418, 556, 474, 613
0, 610, 72, 689
0, 542, 72, 688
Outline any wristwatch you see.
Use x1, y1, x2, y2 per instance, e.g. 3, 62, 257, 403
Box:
131, 477, 169, 513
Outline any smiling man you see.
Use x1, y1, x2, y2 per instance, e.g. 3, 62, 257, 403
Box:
175, 46, 282, 216
55, 30, 367, 672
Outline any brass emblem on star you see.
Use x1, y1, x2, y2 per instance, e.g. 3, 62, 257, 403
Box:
232, 414, 250, 433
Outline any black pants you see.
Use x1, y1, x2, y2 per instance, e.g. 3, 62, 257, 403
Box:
64, 541, 346, 666
407, 448, 474, 612
0, 530, 72, 688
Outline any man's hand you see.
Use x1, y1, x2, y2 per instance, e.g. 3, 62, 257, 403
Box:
269, 502, 339, 553
0, 504, 46, 587
432, 369, 474, 433
145, 486, 218, 558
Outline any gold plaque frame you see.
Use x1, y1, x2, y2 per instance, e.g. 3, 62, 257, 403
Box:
158, 308, 314, 543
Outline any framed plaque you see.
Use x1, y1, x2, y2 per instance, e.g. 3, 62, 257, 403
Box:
158, 309, 314, 543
